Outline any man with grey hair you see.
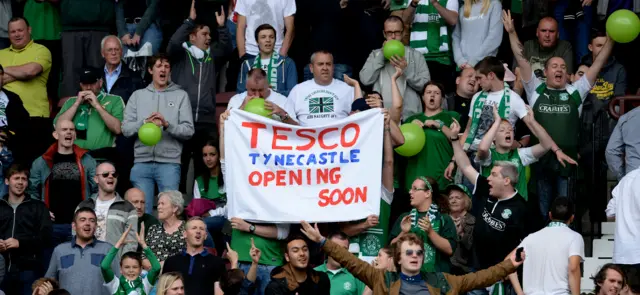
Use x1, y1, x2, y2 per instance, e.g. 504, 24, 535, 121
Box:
100, 34, 144, 195
285, 50, 355, 126
450, 120, 538, 293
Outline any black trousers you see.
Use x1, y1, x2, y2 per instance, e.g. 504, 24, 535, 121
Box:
179, 122, 218, 192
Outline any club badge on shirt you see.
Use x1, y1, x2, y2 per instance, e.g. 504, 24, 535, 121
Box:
501, 209, 513, 220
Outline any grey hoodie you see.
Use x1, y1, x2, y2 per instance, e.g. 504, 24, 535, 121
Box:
452, 0, 504, 67
122, 82, 195, 164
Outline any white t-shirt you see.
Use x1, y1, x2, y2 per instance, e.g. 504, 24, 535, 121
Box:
519, 225, 585, 295
235, 0, 296, 56
608, 168, 640, 264
467, 88, 528, 150
0, 91, 9, 127
523, 73, 592, 116
227, 90, 293, 122
95, 198, 116, 241
286, 79, 354, 126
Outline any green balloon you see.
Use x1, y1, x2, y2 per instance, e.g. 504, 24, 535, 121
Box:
244, 98, 271, 118
138, 122, 162, 146
606, 9, 640, 43
383, 40, 406, 60
394, 123, 426, 157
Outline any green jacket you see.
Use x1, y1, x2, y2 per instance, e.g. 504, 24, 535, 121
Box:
28, 144, 98, 205
60, 0, 115, 31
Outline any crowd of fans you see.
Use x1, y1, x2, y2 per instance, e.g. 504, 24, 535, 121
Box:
0, 0, 639, 294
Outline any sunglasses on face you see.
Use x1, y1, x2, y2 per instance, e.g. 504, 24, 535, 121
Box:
405, 249, 424, 257
99, 171, 119, 178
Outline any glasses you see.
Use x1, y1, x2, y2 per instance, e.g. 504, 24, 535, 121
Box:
99, 171, 119, 178
405, 249, 424, 257
409, 187, 428, 193
384, 31, 403, 38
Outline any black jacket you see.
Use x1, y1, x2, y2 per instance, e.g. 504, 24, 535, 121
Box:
102, 64, 145, 104
265, 264, 330, 295
0, 194, 52, 271
2, 87, 31, 164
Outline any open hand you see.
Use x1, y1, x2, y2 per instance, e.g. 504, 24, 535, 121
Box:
343, 74, 359, 87
444, 162, 456, 180
417, 217, 432, 233
190, 0, 197, 20
300, 221, 324, 243
115, 224, 134, 249
230, 217, 251, 232
502, 10, 516, 34
400, 215, 412, 233
556, 150, 578, 167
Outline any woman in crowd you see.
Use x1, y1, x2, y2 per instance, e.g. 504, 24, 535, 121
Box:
390, 176, 457, 273
187, 139, 228, 255
402, 82, 461, 190
446, 184, 475, 275
363, 247, 396, 295
237, 24, 297, 96
452, 0, 503, 68
143, 191, 186, 267
156, 272, 185, 295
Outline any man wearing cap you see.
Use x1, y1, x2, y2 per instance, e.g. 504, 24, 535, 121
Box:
54, 67, 125, 162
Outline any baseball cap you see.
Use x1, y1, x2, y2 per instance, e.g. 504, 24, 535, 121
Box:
79, 67, 102, 84
445, 183, 472, 198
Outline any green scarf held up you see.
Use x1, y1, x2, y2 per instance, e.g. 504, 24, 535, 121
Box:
253, 52, 280, 92
117, 275, 146, 295
75, 92, 106, 131
410, 203, 442, 272
464, 82, 511, 150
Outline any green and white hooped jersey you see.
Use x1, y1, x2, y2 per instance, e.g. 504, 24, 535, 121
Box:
104, 276, 154, 295
409, 0, 458, 64
349, 186, 394, 263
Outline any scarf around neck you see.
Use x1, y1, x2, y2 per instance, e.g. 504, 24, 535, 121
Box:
464, 82, 511, 150
253, 52, 280, 91
182, 42, 210, 61
118, 275, 145, 295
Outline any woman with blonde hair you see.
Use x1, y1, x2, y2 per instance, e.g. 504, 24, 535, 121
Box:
156, 272, 185, 295
452, 0, 503, 68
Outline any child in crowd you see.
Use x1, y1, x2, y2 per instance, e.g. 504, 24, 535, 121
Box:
101, 225, 161, 295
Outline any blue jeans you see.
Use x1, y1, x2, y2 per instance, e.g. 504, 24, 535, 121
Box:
123, 23, 163, 56
535, 162, 572, 221
42, 224, 73, 275
303, 64, 353, 82
1, 269, 38, 295
554, 0, 593, 63
239, 262, 276, 295
130, 162, 181, 214
226, 19, 237, 49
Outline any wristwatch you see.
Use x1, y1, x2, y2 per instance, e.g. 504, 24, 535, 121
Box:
249, 224, 256, 233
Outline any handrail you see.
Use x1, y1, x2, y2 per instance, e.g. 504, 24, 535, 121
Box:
608, 95, 640, 119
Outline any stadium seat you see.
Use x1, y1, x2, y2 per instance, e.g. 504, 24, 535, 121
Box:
592, 239, 615, 258
601, 222, 615, 239
581, 277, 595, 293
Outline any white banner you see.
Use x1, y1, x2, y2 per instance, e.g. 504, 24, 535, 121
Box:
225, 109, 384, 223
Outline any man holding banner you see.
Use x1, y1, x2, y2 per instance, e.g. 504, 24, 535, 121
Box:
228, 68, 297, 125
286, 50, 356, 126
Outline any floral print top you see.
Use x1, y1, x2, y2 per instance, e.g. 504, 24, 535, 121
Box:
144, 222, 186, 262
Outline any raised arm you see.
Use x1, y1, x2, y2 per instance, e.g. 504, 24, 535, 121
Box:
521, 106, 577, 166
503, 10, 532, 83
450, 120, 479, 185
476, 105, 501, 162
585, 36, 614, 86
383, 113, 395, 191
390, 67, 404, 124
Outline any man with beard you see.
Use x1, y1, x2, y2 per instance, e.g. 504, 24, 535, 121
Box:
0, 164, 52, 294
28, 119, 98, 269
45, 207, 117, 295
163, 217, 226, 295
265, 235, 330, 294
76, 162, 138, 259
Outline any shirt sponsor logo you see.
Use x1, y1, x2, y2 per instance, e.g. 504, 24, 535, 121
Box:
482, 210, 506, 231
537, 104, 570, 114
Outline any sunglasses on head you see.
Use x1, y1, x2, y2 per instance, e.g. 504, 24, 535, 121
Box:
405, 249, 424, 257
100, 171, 119, 178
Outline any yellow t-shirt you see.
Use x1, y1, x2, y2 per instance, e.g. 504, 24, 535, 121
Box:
0, 40, 52, 117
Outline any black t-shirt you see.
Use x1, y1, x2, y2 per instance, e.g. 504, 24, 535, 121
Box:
472, 175, 528, 269
48, 152, 83, 224
292, 272, 330, 295
453, 94, 471, 128
162, 251, 226, 295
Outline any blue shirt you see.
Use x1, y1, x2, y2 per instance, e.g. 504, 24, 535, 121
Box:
104, 63, 122, 92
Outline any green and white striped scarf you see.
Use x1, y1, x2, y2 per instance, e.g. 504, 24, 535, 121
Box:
464, 83, 511, 150
253, 52, 280, 92
409, 0, 452, 65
